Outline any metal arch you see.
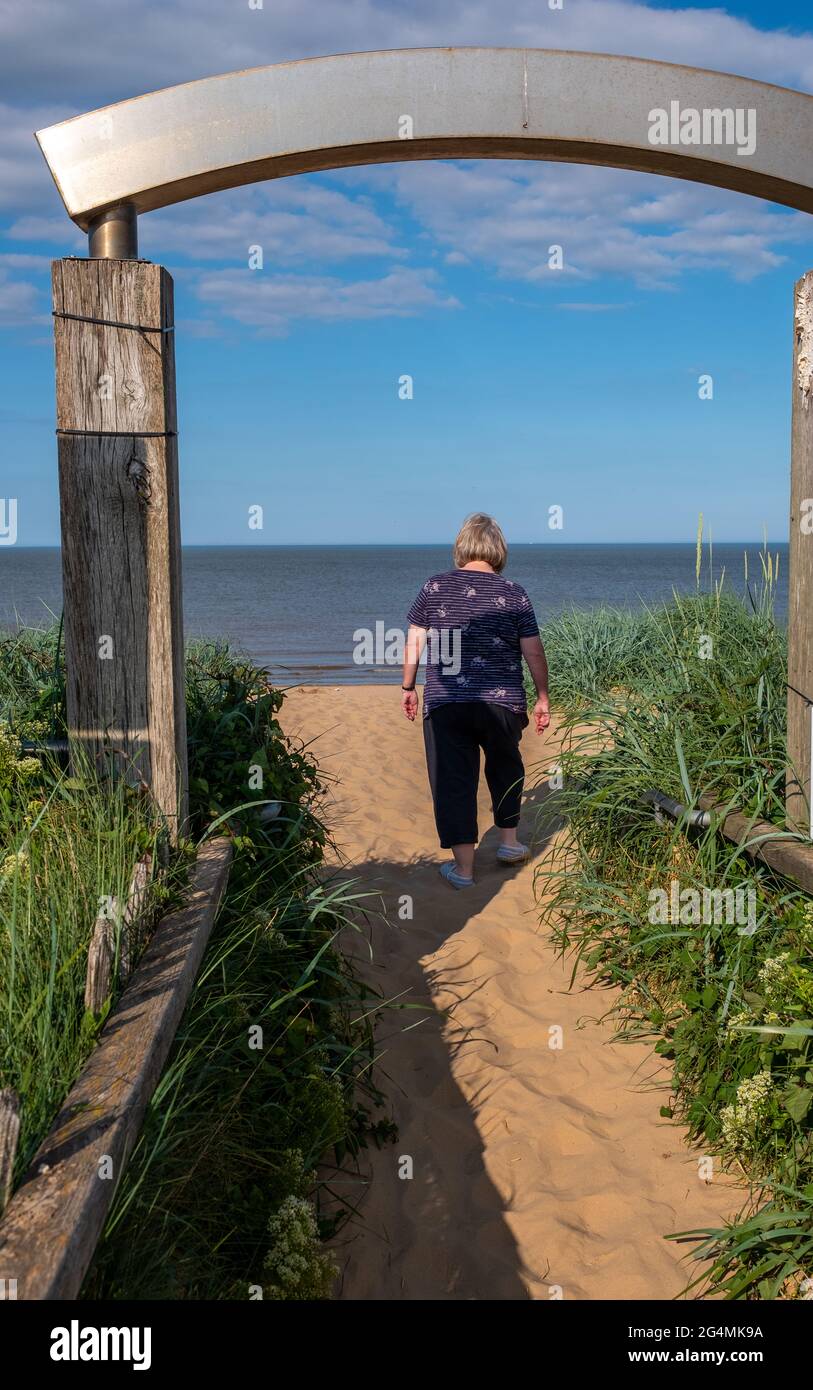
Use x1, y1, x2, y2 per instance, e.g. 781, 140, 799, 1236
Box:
35, 47, 813, 255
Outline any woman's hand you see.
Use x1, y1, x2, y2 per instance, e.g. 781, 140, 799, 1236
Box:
521, 638, 551, 735
533, 695, 551, 734
402, 689, 419, 722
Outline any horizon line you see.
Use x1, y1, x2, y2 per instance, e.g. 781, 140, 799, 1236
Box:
2, 539, 789, 551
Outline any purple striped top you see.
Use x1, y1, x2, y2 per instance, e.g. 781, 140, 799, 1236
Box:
406, 569, 539, 717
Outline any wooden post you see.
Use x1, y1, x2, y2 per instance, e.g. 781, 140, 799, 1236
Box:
788, 271, 813, 833
84, 914, 115, 1014
53, 259, 187, 838
119, 853, 152, 980
0, 1090, 20, 1215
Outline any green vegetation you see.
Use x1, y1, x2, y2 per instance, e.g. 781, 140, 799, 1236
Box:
14, 552, 810, 1301
85, 642, 390, 1300
0, 628, 389, 1299
533, 561, 813, 1298
0, 626, 167, 1184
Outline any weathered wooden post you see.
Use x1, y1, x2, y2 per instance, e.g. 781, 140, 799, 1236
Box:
0, 1090, 20, 1216
787, 270, 813, 834
53, 209, 187, 837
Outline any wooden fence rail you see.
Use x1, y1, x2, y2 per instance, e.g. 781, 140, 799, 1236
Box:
0, 836, 232, 1300
698, 795, 813, 894
650, 789, 813, 894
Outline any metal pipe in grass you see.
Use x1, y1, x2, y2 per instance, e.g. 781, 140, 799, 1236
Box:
642, 788, 712, 830
19, 738, 69, 755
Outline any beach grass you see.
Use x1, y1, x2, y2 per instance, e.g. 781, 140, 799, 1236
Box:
8, 571, 805, 1299
0, 625, 169, 1188
0, 628, 389, 1299
533, 560, 813, 1298
82, 642, 391, 1300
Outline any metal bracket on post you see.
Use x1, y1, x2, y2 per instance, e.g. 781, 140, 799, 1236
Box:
87, 203, 138, 259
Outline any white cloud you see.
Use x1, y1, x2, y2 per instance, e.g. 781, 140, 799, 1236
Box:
4, 0, 813, 229
557, 301, 631, 312
5, 216, 85, 248
357, 159, 812, 287
0, 102, 78, 217
0, 268, 42, 326
3, 0, 813, 110
0, 252, 52, 271
139, 181, 405, 266
3, 0, 813, 330
193, 264, 460, 335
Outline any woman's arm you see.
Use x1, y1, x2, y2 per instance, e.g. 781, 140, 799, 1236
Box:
520, 634, 551, 734
401, 624, 427, 721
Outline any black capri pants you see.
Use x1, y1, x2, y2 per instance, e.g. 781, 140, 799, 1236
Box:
423, 700, 528, 848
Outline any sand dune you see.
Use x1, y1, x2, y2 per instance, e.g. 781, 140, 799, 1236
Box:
282, 685, 736, 1301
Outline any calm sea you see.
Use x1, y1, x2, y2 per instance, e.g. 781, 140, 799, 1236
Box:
0, 543, 788, 685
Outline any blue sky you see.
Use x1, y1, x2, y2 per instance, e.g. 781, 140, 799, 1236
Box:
3, 0, 813, 545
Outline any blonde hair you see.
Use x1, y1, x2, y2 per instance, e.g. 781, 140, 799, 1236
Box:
453, 513, 508, 573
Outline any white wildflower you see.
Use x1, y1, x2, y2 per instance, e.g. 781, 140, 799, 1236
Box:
759, 953, 794, 1012
264, 1195, 336, 1301
720, 1070, 774, 1156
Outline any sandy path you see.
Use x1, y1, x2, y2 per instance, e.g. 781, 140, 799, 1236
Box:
282, 685, 735, 1301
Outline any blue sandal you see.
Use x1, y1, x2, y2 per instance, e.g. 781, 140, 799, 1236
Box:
439, 862, 474, 890
497, 843, 529, 865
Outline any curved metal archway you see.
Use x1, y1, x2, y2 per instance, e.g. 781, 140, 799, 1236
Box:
36, 47, 813, 253
32, 48, 813, 836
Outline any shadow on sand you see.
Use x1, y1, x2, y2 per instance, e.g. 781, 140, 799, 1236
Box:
323, 778, 566, 1300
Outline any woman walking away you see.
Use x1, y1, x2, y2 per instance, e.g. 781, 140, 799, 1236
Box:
401, 513, 550, 889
